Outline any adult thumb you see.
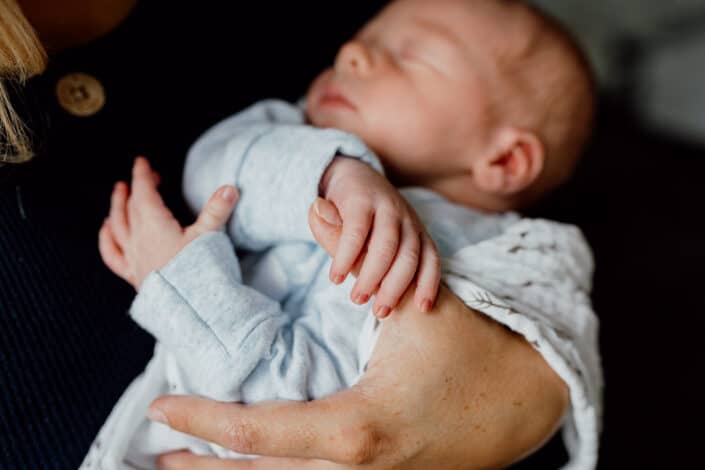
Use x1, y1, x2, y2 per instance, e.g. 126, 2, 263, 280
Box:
308, 198, 342, 258
190, 185, 238, 236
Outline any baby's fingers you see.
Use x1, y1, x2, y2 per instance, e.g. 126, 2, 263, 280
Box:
371, 221, 420, 318
98, 220, 133, 285
188, 185, 239, 238
414, 233, 441, 313
350, 212, 400, 305
109, 181, 130, 245
329, 203, 373, 285
130, 157, 165, 213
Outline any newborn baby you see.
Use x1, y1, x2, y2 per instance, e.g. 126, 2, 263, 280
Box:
86, 1, 600, 468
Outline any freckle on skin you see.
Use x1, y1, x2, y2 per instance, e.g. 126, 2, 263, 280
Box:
513, 401, 523, 407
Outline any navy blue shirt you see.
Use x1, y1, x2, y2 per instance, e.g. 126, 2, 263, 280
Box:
0, 2, 382, 467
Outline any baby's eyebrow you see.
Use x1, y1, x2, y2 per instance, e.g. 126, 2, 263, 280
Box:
409, 18, 462, 53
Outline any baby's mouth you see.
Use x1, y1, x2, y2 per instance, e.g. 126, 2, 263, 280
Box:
319, 88, 356, 111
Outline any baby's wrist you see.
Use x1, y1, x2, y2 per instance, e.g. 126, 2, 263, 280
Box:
319, 155, 366, 197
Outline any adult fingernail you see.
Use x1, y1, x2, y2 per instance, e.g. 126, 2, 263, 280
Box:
376, 306, 391, 318
220, 186, 237, 202
147, 407, 168, 425
314, 198, 342, 226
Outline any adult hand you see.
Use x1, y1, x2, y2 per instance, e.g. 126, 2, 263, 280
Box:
151, 199, 569, 469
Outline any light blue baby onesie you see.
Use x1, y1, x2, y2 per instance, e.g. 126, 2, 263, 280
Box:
82, 101, 601, 470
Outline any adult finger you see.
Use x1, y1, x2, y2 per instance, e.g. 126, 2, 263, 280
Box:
149, 390, 384, 465
350, 211, 399, 305
309, 198, 342, 257
188, 185, 239, 238
157, 452, 331, 470
98, 220, 131, 283
309, 199, 366, 278
413, 233, 441, 313
329, 201, 373, 285
371, 220, 420, 318
109, 181, 130, 245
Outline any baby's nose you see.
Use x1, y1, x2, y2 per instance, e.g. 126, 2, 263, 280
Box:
334, 41, 372, 76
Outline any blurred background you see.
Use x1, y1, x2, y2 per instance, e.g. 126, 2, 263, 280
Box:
517, 1, 705, 468
533, 0, 705, 144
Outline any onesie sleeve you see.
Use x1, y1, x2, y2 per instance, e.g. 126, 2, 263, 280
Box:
129, 232, 351, 401
182, 100, 383, 250
440, 219, 602, 470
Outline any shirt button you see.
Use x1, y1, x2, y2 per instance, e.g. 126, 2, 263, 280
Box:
55, 72, 106, 117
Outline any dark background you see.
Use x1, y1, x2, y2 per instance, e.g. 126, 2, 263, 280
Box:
527, 1, 705, 468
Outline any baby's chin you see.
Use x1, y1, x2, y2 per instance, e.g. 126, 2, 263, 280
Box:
306, 104, 354, 132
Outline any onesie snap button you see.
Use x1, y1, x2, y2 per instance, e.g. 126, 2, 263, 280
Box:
55, 72, 106, 117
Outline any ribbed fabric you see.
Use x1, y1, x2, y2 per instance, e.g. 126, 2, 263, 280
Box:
0, 166, 155, 469
0, 3, 392, 467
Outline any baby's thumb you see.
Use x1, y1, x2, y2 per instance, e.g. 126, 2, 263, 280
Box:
190, 185, 238, 236
308, 198, 342, 258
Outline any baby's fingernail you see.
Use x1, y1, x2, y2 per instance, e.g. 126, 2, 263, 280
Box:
314, 198, 342, 226
421, 299, 433, 313
375, 306, 391, 318
147, 407, 168, 425
354, 293, 370, 304
220, 186, 237, 202
330, 268, 345, 284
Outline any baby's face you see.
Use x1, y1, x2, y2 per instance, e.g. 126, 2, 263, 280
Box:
306, 0, 501, 187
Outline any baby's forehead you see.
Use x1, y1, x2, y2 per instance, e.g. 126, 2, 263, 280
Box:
369, 0, 539, 65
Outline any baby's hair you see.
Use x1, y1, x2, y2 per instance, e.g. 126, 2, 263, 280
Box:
491, 0, 596, 203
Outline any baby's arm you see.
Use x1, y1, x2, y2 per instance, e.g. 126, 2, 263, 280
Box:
182, 100, 382, 250
130, 231, 359, 402
184, 100, 440, 313
99, 157, 360, 401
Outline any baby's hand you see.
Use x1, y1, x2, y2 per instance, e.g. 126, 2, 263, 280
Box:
98, 157, 238, 290
319, 157, 441, 317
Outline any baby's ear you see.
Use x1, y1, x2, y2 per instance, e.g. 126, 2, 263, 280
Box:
473, 128, 544, 195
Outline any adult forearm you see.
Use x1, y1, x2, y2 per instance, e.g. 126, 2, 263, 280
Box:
459, 301, 570, 468
367, 285, 570, 469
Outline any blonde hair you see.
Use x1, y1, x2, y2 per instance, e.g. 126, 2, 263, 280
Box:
0, 0, 47, 164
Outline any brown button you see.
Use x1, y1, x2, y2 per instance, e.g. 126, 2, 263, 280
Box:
55, 72, 106, 117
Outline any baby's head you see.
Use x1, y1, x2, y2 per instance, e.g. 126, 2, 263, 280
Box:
306, 0, 594, 211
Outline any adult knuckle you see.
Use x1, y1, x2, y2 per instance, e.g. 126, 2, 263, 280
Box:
222, 420, 260, 454
338, 423, 384, 465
